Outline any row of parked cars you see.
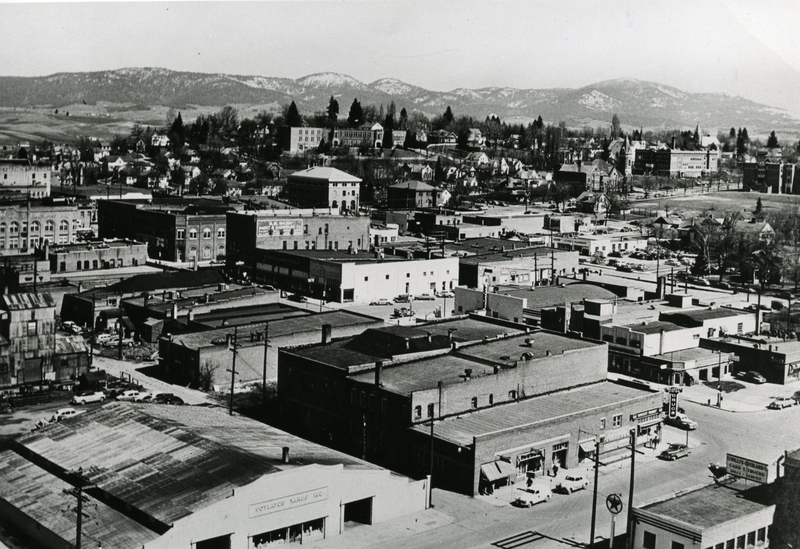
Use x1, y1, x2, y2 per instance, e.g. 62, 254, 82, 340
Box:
513, 474, 591, 507
68, 388, 185, 406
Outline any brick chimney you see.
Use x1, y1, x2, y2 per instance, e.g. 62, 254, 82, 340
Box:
321, 324, 332, 345
375, 361, 383, 387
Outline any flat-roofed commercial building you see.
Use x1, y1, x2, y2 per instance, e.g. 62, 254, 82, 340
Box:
0, 159, 53, 198
249, 249, 459, 304
0, 198, 92, 255
0, 402, 429, 549
631, 481, 773, 549
225, 208, 371, 281
278, 320, 662, 495
48, 238, 147, 273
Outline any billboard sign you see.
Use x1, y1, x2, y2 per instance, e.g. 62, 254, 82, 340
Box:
726, 454, 770, 484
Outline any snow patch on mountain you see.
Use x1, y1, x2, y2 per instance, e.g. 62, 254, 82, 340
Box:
579, 90, 616, 110
371, 78, 415, 95
296, 72, 366, 89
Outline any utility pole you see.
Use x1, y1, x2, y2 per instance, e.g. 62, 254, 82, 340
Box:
589, 438, 601, 549
89, 294, 95, 367
228, 326, 238, 416
63, 467, 93, 549
362, 413, 367, 460
117, 302, 124, 361
626, 428, 637, 548
262, 322, 269, 406
429, 417, 435, 508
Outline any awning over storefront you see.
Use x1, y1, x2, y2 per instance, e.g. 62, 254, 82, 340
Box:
579, 440, 596, 454
480, 460, 515, 482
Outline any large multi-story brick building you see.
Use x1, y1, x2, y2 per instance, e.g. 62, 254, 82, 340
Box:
0, 198, 92, 255
225, 208, 372, 282
278, 320, 662, 495
48, 238, 148, 273
0, 159, 54, 198
97, 198, 239, 262
633, 148, 719, 178
285, 167, 362, 214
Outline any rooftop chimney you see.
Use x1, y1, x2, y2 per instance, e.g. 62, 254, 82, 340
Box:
448, 329, 456, 341
321, 324, 332, 345
172, 302, 178, 320
282, 447, 290, 463
44, 240, 49, 261
464, 368, 472, 379
426, 332, 432, 343
188, 309, 195, 322
375, 361, 383, 387
545, 350, 551, 357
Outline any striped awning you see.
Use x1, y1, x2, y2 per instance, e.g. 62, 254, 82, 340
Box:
480, 460, 515, 482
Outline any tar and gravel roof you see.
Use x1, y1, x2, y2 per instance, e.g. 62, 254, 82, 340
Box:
637, 482, 773, 530
412, 381, 656, 446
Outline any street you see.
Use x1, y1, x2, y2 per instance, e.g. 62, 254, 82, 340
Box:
303, 398, 800, 549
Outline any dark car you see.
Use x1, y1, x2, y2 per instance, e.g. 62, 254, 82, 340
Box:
740, 371, 767, 384
286, 293, 308, 303
153, 393, 185, 405
659, 444, 691, 461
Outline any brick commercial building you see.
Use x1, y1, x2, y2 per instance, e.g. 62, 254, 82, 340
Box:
0, 159, 54, 198
631, 481, 773, 549
158, 309, 384, 389
225, 208, 372, 282
0, 403, 429, 549
0, 197, 92, 255
97, 198, 239, 262
285, 167, 362, 214
457, 246, 580, 289
48, 238, 147, 273
278, 320, 662, 496
633, 147, 719, 178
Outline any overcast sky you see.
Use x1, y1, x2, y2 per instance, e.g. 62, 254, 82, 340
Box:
2, 0, 800, 112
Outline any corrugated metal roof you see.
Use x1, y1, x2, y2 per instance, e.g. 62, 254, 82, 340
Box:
0, 451, 160, 548
1, 292, 56, 311
14, 402, 379, 528
55, 335, 89, 355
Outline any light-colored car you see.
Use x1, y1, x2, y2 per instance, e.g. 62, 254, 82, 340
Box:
415, 293, 436, 301
436, 290, 455, 298
768, 397, 794, 410
664, 413, 698, 430
369, 299, 393, 306
116, 390, 143, 401
133, 392, 153, 402
513, 485, 552, 507
93, 333, 114, 345
556, 475, 589, 494
70, 390, 106, 405
51, 408, 80, 422
102, 336, 134, 347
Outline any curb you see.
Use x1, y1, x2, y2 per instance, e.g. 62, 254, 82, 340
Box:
683, 397, 764, 414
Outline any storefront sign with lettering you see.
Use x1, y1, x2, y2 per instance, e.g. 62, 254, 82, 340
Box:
249, 487, 329, 518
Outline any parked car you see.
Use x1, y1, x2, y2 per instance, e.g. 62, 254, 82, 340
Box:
393, 294, 413, 303
51, 408, 80, 422
415, 293, 436, 301
664, 413, 698, 430
436, 290, 455, 298
393, 308, 415, 318
369, 299, 393, 306
513, 485, 552, 507
739, 371, 767, 384
286, 293, 308, 303
152, 393, 185, 405
768, 397, 794, 410
70, 390, 105, 405
132, 392, 153, 402
659, 444, 691, 461
116, 390, 144, 402
94, 333, 114, 345
102, 336, 134, 348
555, 475, 589, 494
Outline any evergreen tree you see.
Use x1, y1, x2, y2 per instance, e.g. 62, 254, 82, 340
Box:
399, 107, 408, 130
767, 131, 779, 148
168, 112, 185, 148
611, 113, 621, 139
691, 246, 710, 277
456, 128, 470, 151
347, 98, 363, 127
742, 127, 749, 142
535, 115, 544, 130
326, 96, 339, 124
693, 123, 700, 145
729, 127, 736, 138
285, 101, 303, 128
756, 197, 763, 215
443, 106, 454, 125
382, 114, 394, 149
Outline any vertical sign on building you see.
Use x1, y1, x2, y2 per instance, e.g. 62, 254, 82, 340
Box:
667, 387, 681, 419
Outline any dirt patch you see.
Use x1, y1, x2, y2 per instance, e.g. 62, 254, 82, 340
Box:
704, 380, 746, 393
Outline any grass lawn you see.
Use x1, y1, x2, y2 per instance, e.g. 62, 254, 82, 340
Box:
636, 190, 800, 218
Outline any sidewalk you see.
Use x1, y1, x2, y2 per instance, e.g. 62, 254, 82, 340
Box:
681, 380, 795, 413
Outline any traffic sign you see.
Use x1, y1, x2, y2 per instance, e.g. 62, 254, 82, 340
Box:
606, 493, 623, 514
